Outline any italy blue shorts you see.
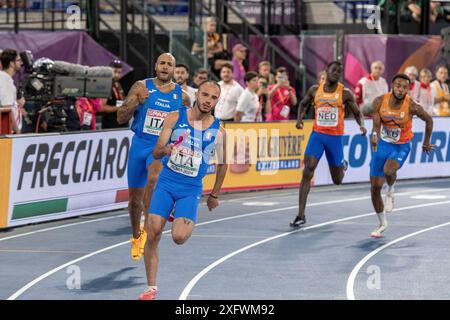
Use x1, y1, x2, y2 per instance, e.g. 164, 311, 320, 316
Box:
370, 139, 411, 177
304, 131, 345, 167
149, 176, 202, 223
127, 134, 156, 188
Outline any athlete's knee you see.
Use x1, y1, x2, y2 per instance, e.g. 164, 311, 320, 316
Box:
332, 175, 343, 185
172, 232, 189, 245
302, 167, 315, 181
383, 166, 397, 177
148, 227, 163, 243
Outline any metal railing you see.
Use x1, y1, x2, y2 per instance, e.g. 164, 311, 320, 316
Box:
0, 0, 88, 32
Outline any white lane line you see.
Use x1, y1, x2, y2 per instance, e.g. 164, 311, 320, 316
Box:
2, 179, 449, 242
7, 188, 450, 300
346, 221, 450, 300
178, 199, 450, 300
0, 214, 128, 242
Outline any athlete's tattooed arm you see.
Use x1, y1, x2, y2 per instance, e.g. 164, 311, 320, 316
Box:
410, 100, 436, 155
370, 96, 383, 149
152, 111, 180, 159
117, 80, 148, 124
344, 88, 367, 135
182, 90, 191, 107
207, 126, 228, 211
296, 85, 318, 129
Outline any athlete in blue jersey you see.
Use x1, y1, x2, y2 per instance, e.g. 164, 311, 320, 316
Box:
138, 81, 228, 300
117, 53, 191, 262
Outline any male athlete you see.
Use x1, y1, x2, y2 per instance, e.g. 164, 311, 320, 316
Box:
117, 53, 190, 260
291, 61, 367, 227
369, 74, 435, 237
138, 80, 228, 300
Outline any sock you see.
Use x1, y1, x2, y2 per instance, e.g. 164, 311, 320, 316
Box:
388, 184, 395, 194
376, 212, 387, 226
147, 285, 157, 292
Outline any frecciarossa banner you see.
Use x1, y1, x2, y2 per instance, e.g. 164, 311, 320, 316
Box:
314, 117, 450, 185
7, 130, 133, 227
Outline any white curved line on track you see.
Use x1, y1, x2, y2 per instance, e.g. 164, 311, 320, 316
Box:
6, 187, 450, 300
178, 199, 450, 300
346, 221, 450, 300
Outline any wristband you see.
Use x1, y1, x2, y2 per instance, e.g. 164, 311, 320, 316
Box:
209, 194, 218, 199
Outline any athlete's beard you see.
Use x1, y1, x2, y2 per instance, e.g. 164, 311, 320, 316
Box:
195, 101, 212, 114
393, 91, 406, 101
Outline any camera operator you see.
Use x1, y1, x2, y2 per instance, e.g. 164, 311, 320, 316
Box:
37, 97, 81, 133
0, 49, 23, 134
100, 60, 128, 129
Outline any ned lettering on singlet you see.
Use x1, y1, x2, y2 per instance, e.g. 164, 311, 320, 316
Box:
116, 53, 190, 261
138, 80, 228, 300
369, 74, 435, 238
291, 61, 367, 228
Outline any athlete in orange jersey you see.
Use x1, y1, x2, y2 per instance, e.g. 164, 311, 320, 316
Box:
291, 61, 367, 227
369, 74, 435, 238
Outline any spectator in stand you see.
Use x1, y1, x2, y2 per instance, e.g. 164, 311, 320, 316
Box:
258, 61, 275, 85
76, 97, 102, 130
405, 65, 420, 101
174, 63, 197, 107
216, 63, 244, 122
231, 43, 247, 87
430, 64, 450, 116
191, 17, 229, 78
417, 68, 434, 115
235, 71, 260, 122
257, 74, 272, 121
354, 60, 389, 115
100, 59, 129, 129
317, 70, 327, 84
268, 67, 298, 121
0, 48, 23, 134
192, 68, 209, 89
407, 0, 445, 23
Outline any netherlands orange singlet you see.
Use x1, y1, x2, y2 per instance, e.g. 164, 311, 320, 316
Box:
313, 82, 345, 136
379, 93, 414, 144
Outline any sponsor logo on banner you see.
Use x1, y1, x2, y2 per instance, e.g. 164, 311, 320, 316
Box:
8, 131, 133, 226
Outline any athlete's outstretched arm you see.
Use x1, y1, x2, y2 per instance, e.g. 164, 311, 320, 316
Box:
410, 101, 436, 155
152, 112, 179, 159
207, 126, 228, 211
296, 85, 318, 129
343, 89, 367, 135
117, 80, 148, 124
370, 96, 383, 149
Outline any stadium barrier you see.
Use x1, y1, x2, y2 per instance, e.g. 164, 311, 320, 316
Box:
1, 118, 449, 228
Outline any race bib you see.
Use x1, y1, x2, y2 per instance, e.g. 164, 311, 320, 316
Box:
116, 100, 123, 107
316, 106, 338, 127
167, 145, 202, 177
381, 126, 401, 143
143, 109, 168, 135
82, 112, 93, 126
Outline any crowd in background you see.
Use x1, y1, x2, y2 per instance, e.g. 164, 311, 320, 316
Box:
1, 15, 450, 135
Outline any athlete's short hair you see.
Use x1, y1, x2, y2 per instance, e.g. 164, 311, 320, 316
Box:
198, 80, 221, 93
327, 60, 343, 71
391, 73, 411, 84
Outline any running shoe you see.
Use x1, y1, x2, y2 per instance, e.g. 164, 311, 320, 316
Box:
384, 191, 394, 213
290, 215, 306, 228
139, 288, 157, 300
139, 226, 147, 256
370, 223, 388, 238
130, 235, 141, 261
